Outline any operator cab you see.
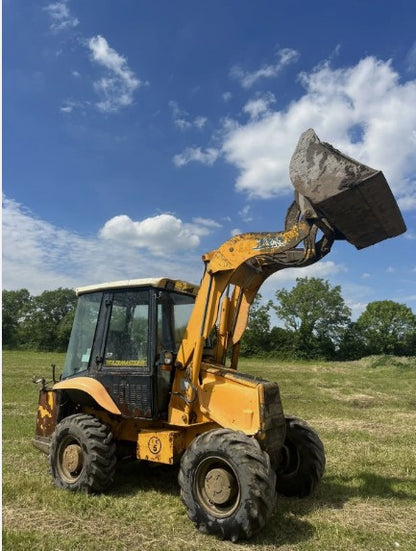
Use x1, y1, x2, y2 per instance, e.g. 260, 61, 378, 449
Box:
63, 278, 198, 420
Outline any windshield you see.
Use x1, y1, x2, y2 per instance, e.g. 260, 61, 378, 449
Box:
63, 292, 102, 378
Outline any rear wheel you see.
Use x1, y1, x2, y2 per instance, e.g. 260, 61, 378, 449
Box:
50, 413, 116, 493
276, 416, 325, 497
178, 429, 276, 542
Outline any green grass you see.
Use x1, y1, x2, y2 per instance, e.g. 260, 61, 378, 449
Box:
3, 350, 416, 550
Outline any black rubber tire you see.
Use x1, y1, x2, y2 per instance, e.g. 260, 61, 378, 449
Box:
178, 428, 276, 542
49, 413, 116, 493
276, 416, 325, 497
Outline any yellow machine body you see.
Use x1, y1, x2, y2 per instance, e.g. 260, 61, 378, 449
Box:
32, 129, 406, 542
33, 127, 405, 483
36, 359, 285, 466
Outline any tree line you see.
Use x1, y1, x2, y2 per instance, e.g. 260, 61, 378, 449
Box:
3, 278, 416, 360
241, 278, 416, 360
2, 288, 76, 352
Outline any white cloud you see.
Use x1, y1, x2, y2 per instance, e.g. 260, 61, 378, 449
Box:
192, 217, 222, 228
2, 197, 209, 293
173, 146, 220, 167
341, 281, 379, 319
258, 260, 347, 324
222, 112, 290, 198
194, 116, 208, 129
44, 3, 143, 114
88, 35, 143, 112
404, 231, 416, 240
222, 57, 416, 207
346, 300, 368, 320
243, 92, 276, 120
239, 205, 253, 222
3, 197, 91, 292
169, 101, 207, 130
44, 1, 79, 33
231, 48, 299, 88
269, 260, 346, 284
59, 98, 90, 114
397, 193, 416, 211
406, 41, 416, 73
99, 213, 202, 254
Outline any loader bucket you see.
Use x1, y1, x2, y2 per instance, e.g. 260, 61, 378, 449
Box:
289, 129, 406, 249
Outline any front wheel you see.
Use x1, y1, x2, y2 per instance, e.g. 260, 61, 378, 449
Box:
178, 429, 276, 542
276, 416, 325, 497
49, 413, 116, 493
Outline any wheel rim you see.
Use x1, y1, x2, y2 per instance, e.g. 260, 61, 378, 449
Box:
194, 456, 240, 518
57, 436, 84, 484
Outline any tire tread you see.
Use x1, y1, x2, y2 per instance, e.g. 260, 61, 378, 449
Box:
178, 428, 276, 541
50, 413, 116, 493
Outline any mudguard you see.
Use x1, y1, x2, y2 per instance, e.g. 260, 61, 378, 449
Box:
53, 377, 122, 415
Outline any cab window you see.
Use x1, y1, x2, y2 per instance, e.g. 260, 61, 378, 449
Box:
157, 291, 195, 352
104, 290, 149, 368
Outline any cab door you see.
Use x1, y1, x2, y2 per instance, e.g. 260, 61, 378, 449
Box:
94, 289, 156, 419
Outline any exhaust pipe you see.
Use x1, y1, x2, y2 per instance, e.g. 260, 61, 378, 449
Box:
289, 129, 406, 249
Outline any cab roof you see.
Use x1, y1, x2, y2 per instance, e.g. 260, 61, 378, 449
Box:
76, 278, 199, 297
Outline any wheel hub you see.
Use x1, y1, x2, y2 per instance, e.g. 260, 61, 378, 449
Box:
204, 467, 235, 505
62, 444, 82, 475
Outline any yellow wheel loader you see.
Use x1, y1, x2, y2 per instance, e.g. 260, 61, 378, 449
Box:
33, 129, 406, 541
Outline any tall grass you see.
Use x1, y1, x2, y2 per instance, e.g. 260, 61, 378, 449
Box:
3, 350, 416, 550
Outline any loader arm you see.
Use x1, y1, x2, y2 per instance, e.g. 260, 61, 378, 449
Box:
171, 129, 406, 423
174, 199, 335, 419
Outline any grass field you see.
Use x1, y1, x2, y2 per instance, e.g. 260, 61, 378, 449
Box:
2, 350, 416, 551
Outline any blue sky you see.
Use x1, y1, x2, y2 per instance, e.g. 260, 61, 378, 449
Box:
3, 0, 416, 320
